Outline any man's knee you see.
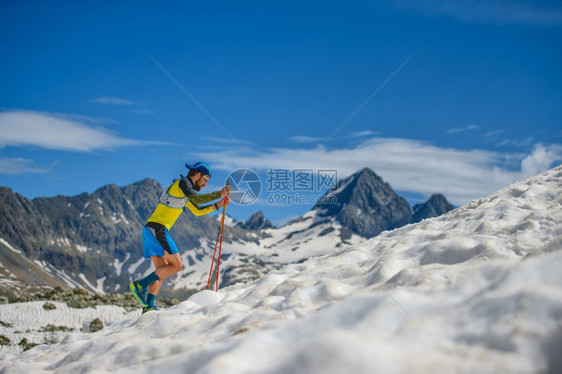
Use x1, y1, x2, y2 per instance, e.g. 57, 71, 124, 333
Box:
169, 258, 182, 273
164, 253, 182, 274
174, 260, 183, 273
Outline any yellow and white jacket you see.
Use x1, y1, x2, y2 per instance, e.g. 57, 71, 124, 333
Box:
147, 177, 221, 230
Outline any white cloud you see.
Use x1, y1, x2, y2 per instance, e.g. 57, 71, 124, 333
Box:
90, 97, 140, 105
391, 0, 562, 26
446, 125, 479, 135
198, 136, 255, 146
53, 113, 121, 125
0, 158, 49, 175
289, 136, 326, 143
349, 130, 379, 138
520, 144, 562, 176
494, 137, 533, 148
194, 137, 562, 206
0, 110, 144, 152
484, 129, 505, 138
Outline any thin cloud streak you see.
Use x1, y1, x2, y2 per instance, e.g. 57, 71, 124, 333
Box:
0, 110, 158, 152
0, 158, 49, 175
90, 97, 141, 105
349, 130, 379, 138
198, 136, 255, 146
53, 113, 121, 125
289, 136, 326, 143
195, 137, 562, 206
446, 125, 479, 135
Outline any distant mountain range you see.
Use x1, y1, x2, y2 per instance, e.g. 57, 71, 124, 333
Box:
0, 168, 453, 299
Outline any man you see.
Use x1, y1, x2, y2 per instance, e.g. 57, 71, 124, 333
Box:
129, 162, 230, 313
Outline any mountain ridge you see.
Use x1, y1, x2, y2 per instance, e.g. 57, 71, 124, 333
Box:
0, 168, 453, 298
314, 168, 413, 238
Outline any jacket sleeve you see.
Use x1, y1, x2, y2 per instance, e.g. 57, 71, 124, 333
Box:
183, 201, 217, 216
179, 179, 222, 205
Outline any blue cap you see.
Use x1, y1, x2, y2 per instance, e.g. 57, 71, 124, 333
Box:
185, 162, 212, 177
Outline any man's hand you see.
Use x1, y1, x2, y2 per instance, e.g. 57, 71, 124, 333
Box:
220, 185, 231, 197
216, 196, 230, 209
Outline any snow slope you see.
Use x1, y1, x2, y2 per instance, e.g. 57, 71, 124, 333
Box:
166, 209, 366, 291
0, 166, 561, 373
0, 302, 139, 359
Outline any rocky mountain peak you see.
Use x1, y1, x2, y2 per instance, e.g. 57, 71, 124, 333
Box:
314, 168, 412, 238
412, 194, 454, 223
237, 211, 274, 230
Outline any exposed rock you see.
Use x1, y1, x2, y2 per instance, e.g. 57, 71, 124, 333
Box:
18, 338, 38, 351
412, 194, 455, 223
89, 318, 104, 333
42, 302, 56, 310
237, 211, 274, 230
314, 168, 413, 238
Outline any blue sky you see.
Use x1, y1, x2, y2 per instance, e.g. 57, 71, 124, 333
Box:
1, 0, 561, 226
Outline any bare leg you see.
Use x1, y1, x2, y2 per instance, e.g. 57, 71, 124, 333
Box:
149, 252, 182, 296
148, 256, 166, 295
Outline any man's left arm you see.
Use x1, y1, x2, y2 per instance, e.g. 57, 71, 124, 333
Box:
178, 179, 222, 205
183, 201, 216, 216
188, 190, 221, 205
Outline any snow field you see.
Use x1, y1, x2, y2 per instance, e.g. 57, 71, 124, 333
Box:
0, 166, 560, 373
0, 302, 139, 359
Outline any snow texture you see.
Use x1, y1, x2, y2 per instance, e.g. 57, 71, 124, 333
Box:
0, 165, 561, 373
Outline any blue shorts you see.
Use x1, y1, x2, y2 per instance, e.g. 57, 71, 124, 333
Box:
143, 223, 179, 258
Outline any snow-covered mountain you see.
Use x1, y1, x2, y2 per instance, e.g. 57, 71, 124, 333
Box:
0, 165, 560, 372
0, 179, 260, 297
0, 168, 452, 299
313, 167, 413, 238
236, 211, 274, 230
212, 167, 454, 289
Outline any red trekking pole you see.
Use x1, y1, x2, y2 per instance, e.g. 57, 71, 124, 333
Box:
214, 195, 228, 291
206, 183, 229, 291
